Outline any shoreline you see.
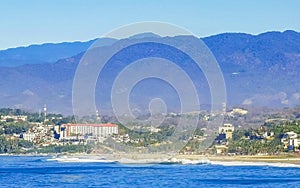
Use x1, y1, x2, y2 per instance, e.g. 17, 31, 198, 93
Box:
177, 154, 300, 165
2, 153, 300, 165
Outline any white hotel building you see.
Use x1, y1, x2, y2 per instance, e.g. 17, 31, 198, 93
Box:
62, 123, 118, 139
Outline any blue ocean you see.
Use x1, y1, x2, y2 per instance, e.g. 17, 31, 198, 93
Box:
1, 156, 300, 188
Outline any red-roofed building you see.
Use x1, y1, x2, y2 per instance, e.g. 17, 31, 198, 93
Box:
62, 123, 118, 140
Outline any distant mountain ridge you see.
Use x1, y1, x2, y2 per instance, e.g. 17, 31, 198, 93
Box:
0, 38, 117, 67
203, 30, 300, 73
0, 30, 299, 114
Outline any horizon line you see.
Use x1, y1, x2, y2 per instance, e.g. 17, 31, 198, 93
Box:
0, 29, 298, 51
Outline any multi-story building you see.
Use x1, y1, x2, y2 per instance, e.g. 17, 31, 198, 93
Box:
281, 131, 300, 151
22, 132, 36, 142
61, 123, 118, 141
218, 123, 235, 139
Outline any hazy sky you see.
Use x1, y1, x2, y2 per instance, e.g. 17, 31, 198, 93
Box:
0, 0, 299, 50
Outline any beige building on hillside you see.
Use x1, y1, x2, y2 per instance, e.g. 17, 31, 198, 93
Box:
219, 123, 235, 139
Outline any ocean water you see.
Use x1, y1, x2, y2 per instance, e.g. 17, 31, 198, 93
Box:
1, 156, 300, 187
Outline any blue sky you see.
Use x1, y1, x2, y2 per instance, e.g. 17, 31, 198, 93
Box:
0, 0, 299, 50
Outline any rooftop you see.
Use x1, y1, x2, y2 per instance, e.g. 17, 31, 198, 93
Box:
63, 123, 118, 127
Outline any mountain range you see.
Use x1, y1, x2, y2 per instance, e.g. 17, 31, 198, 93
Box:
0, 30, 299, 115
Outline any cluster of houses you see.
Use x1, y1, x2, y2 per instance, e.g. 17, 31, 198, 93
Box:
0, 115, 28, 122
0, 114, 119, 146
22, 123, 119, 146
2, 111, 300, 154
214, 122, 300, 154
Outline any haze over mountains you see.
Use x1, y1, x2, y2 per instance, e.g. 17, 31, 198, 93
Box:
0, 30, 299, 114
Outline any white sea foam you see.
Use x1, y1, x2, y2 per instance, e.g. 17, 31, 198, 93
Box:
48, 156, 210, 165
113, 157, 211, 165
47, 156, 116, 163
48, 156, 300, 167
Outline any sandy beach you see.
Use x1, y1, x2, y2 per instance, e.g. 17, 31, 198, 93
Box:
176, 154, 300, 165
66, 153, 300, 165
3, 152, 300, 165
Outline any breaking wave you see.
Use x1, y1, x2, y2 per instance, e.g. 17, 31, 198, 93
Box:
48, 155, 300, 167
